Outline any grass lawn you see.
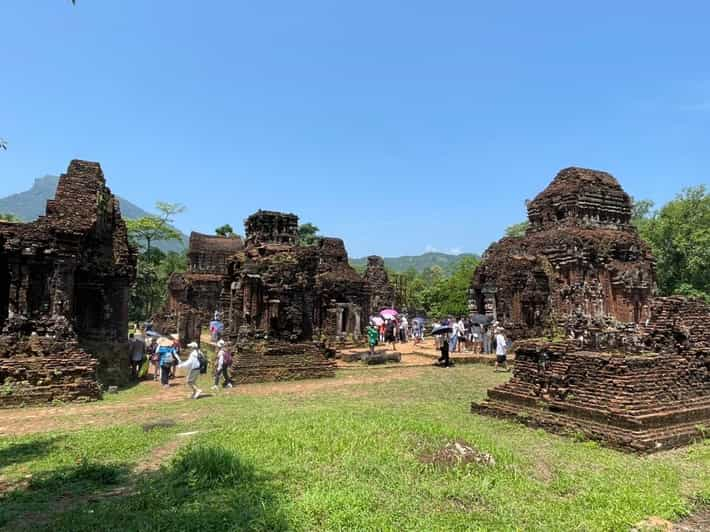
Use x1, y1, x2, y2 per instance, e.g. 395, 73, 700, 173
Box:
0, 365, 708, 531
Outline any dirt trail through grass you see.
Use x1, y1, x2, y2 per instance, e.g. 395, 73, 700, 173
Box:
0, 368, 426, 437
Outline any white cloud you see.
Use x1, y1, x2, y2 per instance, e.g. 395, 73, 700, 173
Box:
424, 244, 439, 253
448, 247, 462, 255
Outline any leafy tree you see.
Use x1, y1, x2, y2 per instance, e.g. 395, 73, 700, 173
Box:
0, 213, 20, 222
215, 224, 237, 238
505, 221, 529, 238
298, 223, 320, 246
127, 202, 186, 320
634, 187, 709, 301
126, 202, 185, 253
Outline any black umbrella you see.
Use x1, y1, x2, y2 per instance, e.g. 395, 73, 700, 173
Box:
470, 314, 492, 325
431, 325, 453, 336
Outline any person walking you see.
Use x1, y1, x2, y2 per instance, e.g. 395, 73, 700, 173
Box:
399, 315, 409, 343
212, 340, 234, 389
385, 319, 397, 351
177, 342, 203, 399
128, 333, 146, 380
367, 322, 379, 356
494, 327, 510, 372
438, 333, 451, 367
483, 325, 492, 354
157, 338, 177, 387
449, 318, 459, 354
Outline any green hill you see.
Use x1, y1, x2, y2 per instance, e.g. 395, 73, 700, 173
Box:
0, 175, 188, 252
350, 252, 479, 275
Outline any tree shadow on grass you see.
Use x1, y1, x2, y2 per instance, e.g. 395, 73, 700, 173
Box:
0, 436, 62, 469
1, 444, 289, 532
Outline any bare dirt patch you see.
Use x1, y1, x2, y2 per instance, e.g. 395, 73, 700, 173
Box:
419, 440, 495, 468
0, 368, 427, 438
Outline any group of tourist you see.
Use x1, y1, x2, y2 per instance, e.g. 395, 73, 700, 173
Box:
128, 332, 235, 399
432, 319, 510, 371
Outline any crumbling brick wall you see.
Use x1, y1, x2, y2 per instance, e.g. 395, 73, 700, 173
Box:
472, 167, 655, 339
363, 256, 395, 315
0, 160, 136, 406
153, 232, 243, 344
474, 297, 710, 452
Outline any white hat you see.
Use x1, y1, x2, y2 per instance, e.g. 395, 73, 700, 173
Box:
187, 342, 198, 348
217, 340, 226, 347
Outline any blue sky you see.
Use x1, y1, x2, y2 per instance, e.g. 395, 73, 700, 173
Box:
1, 1, 708, 258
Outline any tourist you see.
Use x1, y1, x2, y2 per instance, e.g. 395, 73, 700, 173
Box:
494, 327, 510, 372
169, 338, 181, 379
456, 317, 465, 353
212, 339, 234, 389
438, 333, 451, 367
149, 338, 161, 381
471, 324, 481, 354
399, 315, 408, 343
378, 322, 385, 343
177, 341, 203, 399
157, 337, 177, 387
128, 333, 146, 380
367, 321, 379, 356
449, 318, 459, 354
483, 325, 492, 354
385, 319, 397, 351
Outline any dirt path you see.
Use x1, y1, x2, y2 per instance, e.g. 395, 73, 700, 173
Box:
0, 368, 427, 438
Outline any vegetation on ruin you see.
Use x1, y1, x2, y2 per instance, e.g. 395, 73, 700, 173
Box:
0, 366, 707, 531
633, 185, 710, 302
0, 213, 21, 222
504, 221, 529, 238
215, 224, 238, 238
297, 222, 320, 246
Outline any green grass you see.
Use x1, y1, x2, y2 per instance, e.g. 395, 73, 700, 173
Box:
0, 366, 708, 531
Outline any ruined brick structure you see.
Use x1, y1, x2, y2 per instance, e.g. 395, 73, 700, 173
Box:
472, 167, 655, 339
471, 167, 709, 451
222, 210, 369, 383
474, 297, 710, 452
153, 232, 242, 344
0, 160, 136, 406
363, 255, 395, 315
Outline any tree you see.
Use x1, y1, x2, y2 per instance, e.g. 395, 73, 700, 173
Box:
0, 213, 20, 222
127, 202, 186, 320
298, 223, 320, 246
634, 186, 709, 301
505, 221, 529, 238
126, 202, 185, 253
215, 224, 236, 238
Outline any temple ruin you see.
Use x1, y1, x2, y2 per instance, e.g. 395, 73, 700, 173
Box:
363, 255, 395, 315
471, 167, 655, 339
221, 210, 370, 383
472, 167, 710, 452
0, 160, 136, 406
153, 231, 243, 344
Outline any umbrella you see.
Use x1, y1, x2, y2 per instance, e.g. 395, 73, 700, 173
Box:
471, 313, 492, 325
412, 317, 426, 324
370, 316, 384, 326
145, 330, 161, 338
380, 309, 399, 319
431, 325, 453, 336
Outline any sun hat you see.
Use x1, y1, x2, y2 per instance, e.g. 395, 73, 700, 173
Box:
217, 340, 226, 347
187, 341, 198, 348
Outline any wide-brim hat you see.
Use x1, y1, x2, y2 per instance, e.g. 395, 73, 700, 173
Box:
187, 342, 198, 348
217, 340, 226, 347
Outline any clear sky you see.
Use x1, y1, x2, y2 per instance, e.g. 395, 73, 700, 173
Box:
1, 1, 708, 258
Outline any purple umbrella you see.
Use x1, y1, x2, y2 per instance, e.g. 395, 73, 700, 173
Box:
380, 309, 399, 319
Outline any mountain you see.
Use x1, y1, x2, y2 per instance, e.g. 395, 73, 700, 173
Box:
0, 175, 188, 252
350, 252, 479, 275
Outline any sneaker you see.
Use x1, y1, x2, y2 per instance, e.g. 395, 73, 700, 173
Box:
211, 385, 218, 390
226, 383, 233, 388
194, 389, 202, 399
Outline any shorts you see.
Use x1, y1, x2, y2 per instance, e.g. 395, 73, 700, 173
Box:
187, 368, 200, 385
496, 355, 507, 364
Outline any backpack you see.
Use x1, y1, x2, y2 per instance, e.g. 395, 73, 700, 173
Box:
197, 350, 208, 374
222, 350, 233, 368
